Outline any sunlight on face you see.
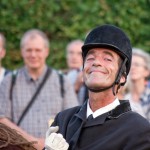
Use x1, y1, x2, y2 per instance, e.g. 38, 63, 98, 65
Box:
83, 48, 120, 90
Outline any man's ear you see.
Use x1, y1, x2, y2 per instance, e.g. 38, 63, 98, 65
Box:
0, 49, 6, 59
45, 48, 50, 58
120, 74, 126, 85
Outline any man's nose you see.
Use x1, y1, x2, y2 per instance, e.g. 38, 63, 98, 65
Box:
30, 50, 36, 56
93, 59, 102, 66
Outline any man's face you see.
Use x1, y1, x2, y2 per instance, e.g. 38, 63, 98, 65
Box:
83, 48, 120, 90
21, 35, 49, 71
67, 43, 83, 70
130, 55, 149, 81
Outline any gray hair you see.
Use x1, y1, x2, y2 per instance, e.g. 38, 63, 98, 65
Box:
66, 39, 84, 52
132, 48, 150, 71
20, 29, 50, 49
0, 33, 6, 49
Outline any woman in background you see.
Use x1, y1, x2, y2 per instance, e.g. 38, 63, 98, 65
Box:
125, 48, 150, 122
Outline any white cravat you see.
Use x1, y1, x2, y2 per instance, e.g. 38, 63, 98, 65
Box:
87, 98, 120, 119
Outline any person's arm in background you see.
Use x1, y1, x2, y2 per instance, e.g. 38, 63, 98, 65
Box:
0, 75, 44, 150
63, 75, 79, 109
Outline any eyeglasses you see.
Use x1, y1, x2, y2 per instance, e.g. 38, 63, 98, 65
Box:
132, 62, 147, 68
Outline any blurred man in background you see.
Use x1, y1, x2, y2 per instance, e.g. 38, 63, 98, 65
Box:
0, 29, 78, 149
66, 40, 88, 104
66, 39, 83, 71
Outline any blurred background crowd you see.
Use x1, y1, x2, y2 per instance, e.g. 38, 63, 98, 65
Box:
0, 0, 150, 149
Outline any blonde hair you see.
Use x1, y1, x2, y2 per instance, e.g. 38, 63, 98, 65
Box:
66, 39, 83, 52
132, 48, 150, 71
20, 29, 50, 49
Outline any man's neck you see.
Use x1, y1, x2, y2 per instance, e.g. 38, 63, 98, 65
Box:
88, 89, 117, 112
27, 66, 46, 80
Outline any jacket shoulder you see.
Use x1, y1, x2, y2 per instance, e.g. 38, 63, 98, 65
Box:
52, 106, 81, 126
59, 106, 81, 118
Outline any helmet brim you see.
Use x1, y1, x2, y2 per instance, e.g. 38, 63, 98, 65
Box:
82, 43, 130, 74
82, 43, 127, 59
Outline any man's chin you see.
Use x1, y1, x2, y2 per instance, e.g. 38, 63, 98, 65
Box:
86, 85, 107, 90
27, 66, 40, 71
86, 81, 114, 89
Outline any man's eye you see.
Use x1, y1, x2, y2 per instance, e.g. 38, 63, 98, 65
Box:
69, 51, 74, 55
86, 57, 94, 61
36, 49, 42, 52
104, 58, 112, 61
26, 49, 32, 52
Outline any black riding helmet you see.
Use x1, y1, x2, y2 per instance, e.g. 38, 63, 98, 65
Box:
82, 24, 132, 95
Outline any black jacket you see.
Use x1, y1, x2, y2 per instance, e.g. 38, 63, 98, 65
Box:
51, 100, 150, 150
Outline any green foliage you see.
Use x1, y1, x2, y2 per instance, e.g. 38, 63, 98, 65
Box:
0, 0, 150, 70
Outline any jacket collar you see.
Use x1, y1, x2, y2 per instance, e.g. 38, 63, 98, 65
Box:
75, 100, 131, 126
66, 100, 131, 149
75, 101, 87, 122
107, 100, 131, 119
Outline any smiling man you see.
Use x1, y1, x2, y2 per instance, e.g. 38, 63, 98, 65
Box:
45, 25, 150, 150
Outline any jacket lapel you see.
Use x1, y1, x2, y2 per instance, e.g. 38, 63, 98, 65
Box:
66, 102, 87, 149
66, 100, 131, 149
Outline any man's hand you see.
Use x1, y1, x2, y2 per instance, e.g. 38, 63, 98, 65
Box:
45, 126, 69, 150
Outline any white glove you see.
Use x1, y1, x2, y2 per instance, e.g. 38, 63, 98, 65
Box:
45, 126, 69, 150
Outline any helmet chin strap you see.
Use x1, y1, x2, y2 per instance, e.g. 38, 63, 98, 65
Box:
112, 58, 127, 95
86, 58, 128, 96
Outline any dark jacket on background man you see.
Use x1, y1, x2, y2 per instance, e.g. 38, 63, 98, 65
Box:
52, 100, 150, 150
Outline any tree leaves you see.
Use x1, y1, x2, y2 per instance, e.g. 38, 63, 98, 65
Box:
0, 0, 149, 69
